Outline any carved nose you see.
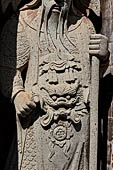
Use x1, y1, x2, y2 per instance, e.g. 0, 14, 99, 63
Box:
57, 97, 67, 103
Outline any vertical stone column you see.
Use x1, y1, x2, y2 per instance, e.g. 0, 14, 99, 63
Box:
100, 0, 113, 169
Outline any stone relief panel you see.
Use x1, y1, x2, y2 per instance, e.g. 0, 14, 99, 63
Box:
0, 0, 110, 170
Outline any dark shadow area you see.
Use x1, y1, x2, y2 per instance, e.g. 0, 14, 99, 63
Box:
88, 8, 102, 33
98, 74, 113, 170
0, 92, 16, 170
0, 3, 19, 170
0, 4, 14, 32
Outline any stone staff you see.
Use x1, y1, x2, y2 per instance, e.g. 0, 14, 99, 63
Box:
89, 1, 100, 169
90, 55, 99, 170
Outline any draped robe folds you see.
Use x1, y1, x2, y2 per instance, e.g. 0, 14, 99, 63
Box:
0, 3, 105, 170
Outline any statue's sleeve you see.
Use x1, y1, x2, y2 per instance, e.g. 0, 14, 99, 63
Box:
0, 13, 30, 99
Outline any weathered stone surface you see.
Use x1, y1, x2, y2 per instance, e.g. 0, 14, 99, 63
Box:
0, 0, 109, 170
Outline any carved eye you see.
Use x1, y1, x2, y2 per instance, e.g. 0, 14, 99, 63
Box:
66, 95, 71, 100
52, 95, 57, 101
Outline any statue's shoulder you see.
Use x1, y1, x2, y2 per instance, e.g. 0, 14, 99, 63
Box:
19, 5, 42, 32
68, 16, 95, 35
82, 16, 95, 31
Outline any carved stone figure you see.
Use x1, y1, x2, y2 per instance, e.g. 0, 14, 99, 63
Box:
0, 0, 109, 170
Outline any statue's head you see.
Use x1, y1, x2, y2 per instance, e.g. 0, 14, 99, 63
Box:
36, 0, 91, 53
42, 0, 70, 9
42, 0, 91, 11
1, 0, 91, 12
21, 0, 91, 14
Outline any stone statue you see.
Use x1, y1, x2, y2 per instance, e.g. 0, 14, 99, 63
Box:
0, 0, 110, 169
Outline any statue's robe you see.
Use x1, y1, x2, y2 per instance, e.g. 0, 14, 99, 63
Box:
0, 4, 108, 170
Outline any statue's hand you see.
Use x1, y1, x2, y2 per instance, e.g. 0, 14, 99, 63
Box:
89, 34, 109, 61
14, 91, 36, 117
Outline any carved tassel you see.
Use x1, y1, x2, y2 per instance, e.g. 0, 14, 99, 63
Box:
65, 68, 70, 82
52, 70, 58, 83
48, 69, 53, 83
69, 68, 74, 81
48, 70, 58, 83
73, 69, 78, 80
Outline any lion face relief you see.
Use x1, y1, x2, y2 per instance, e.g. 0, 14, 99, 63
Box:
38, 53, 88, 127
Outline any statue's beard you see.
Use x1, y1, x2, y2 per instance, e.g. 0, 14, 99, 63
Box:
37, 0, 70, 52
42, 0, 69, 14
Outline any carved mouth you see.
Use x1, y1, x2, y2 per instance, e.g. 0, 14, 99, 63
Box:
52, 4, 61, 12
44, 97, 78, 108
57, 98, 67, 103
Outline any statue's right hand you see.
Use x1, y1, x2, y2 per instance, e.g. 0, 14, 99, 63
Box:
14, 91, 37, 117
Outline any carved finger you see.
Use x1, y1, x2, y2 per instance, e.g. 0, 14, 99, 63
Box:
33, 96, 40, 104
18, 109, 27, 117
89, 45, 100, 50
100, 34, 108, 41
89, 50, 100, 55
16, 104, 24, 114
23, 105, 32, 113
27, 101, 36, 109
89, 39, 100, 45
90, 34, 102, 39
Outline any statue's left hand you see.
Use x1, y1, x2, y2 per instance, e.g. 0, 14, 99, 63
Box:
89, 34, 109, 61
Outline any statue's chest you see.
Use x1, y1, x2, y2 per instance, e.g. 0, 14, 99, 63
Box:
39, 18, 91, 58
38, 18, 92, 89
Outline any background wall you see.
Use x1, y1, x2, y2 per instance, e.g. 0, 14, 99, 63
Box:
100, 0, 113, 169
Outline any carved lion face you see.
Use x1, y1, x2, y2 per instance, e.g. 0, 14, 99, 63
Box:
39, 81, 87, 127
38, 53, 87, 127
40, 81, 82, 109
39, 79, 88, 127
